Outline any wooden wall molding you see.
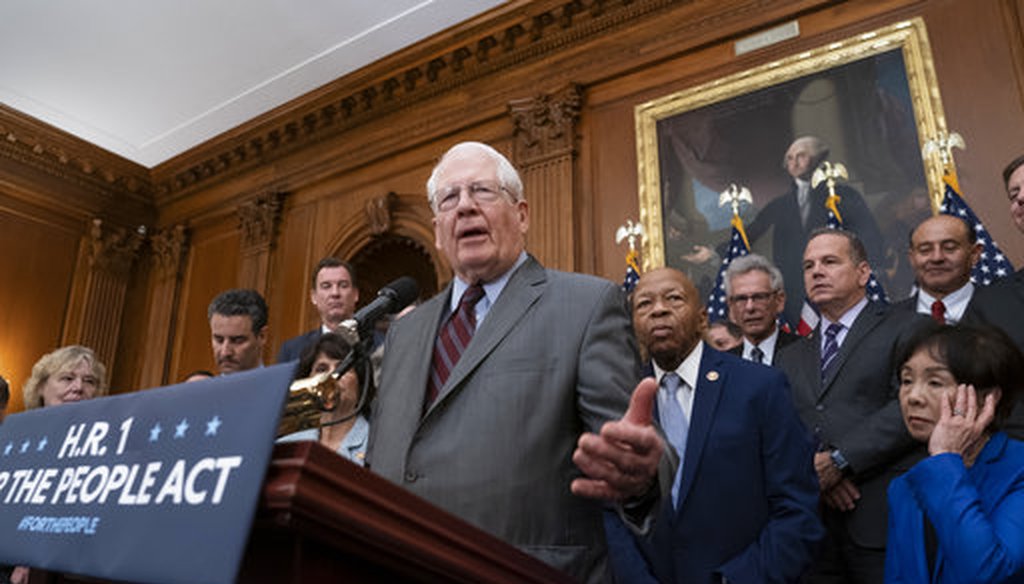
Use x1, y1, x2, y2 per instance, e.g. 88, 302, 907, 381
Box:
364, 191, 399, 236
62, 218, 146, 372
138, 224, 190, 387
238, 191, 285, 253
511, 83, 583, 164
326, 192, 448, 284
87, 218, 147, 276
237, 191, 285, 292
510, 84, 583, 271
150, 224, 190, 276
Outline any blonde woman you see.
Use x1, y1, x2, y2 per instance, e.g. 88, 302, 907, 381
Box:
22, 345, 108, 409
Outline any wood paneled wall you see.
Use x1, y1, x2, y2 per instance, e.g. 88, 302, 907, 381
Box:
0, 0, 1021, 410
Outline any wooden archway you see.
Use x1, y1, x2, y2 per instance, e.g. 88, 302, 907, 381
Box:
326, 192, 450, 307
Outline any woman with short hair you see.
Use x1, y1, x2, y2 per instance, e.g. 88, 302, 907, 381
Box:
886, 324, 1024, 583
22, 345, 108, 410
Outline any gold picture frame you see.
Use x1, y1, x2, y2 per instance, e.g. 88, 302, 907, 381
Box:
635, 18, 951, 303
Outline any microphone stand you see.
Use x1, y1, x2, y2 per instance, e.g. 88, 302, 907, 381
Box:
318, 334, 375, 428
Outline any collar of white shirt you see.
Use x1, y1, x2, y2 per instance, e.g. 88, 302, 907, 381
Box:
743, 328, 779, 363
652, 342, 703, 419
820, 295, 869, 352
450, 251, 529, 325
916, 282, 974, 324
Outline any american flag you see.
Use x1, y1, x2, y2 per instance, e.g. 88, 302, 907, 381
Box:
940, 178, 1014, 285
706, 216, 751, 321
796, 193, 889, 335
622, 248, 641, 292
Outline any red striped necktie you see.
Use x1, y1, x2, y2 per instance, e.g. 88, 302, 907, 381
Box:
425, 283, 485, 409
931, 299, 946, 324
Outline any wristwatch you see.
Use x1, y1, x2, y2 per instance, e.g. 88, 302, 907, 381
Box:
830, 448, 851, 474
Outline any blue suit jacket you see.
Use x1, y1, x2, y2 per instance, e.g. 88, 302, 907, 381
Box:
607, 346, 823, 583
276, 328, 321, 363
885, 432, 1024, 583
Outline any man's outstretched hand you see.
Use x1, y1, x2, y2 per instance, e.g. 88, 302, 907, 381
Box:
571, 377, 664, 501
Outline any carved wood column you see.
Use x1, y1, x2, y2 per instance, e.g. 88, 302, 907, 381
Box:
509, 84, 583, 272
237, 192, 284, 293
138, 225, 189, 388
62, 219, 145, 371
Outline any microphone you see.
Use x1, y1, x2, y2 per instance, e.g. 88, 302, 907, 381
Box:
337, 276, 419, 345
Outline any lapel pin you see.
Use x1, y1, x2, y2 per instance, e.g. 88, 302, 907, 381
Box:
706, 371, 719, 382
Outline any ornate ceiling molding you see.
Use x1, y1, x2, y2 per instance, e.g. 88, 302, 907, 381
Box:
152, 0, 682, 202
0, 105, 152, 206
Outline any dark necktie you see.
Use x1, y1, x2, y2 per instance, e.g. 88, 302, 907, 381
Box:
751, 346, 765, 364
931, 299, 946, 324
820, 323, 844, 382
426, 284, 485, 409
658, 372, 688, 508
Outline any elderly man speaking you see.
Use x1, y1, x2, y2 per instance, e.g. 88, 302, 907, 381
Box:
368, 142, 671, 582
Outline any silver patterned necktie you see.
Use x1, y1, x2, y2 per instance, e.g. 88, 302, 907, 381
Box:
751, 346, 765, 364
659, 372, 689, 508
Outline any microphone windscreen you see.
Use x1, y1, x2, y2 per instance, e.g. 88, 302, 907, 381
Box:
384, 276, 419, 309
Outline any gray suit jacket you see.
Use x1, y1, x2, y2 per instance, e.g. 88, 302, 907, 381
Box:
777, 302, 925, 548
368, 256, 643, 583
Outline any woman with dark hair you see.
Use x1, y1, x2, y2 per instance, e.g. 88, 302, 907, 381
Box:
277, 333, 370, 465
885, 323, 1024, 583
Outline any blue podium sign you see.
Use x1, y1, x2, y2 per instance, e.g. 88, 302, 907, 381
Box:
0, 363, 294, 584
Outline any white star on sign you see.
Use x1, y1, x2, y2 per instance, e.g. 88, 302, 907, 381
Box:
174, 419, 189, 438
205, 415, 222, 436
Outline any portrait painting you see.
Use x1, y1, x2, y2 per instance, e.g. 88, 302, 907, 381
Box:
635, 18, 953, 323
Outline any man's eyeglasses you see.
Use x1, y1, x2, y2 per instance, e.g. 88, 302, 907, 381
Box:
433, 181, 510, 212
727, 291, 777, 306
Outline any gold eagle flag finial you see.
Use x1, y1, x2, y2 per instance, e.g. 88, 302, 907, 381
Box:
615, 219, 645, 252
923, 131, 966, 198
615, 219, 645, 275
718, 183, 753, 250
811, 161, 849, 224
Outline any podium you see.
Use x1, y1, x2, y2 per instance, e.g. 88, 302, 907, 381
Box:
30, 441, 575, 584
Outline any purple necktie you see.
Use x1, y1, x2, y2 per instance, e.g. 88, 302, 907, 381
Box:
820, 323, 844, 382
425, 284, 485, 409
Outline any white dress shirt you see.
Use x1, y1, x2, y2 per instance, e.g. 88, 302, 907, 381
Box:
743, 328, 780, 364
652, 342, 704, 421
915, 282, 974, 324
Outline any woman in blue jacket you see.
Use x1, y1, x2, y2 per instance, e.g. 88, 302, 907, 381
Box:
886, 324, 1024, 583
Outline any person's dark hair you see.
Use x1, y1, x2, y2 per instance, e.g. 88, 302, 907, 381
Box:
906, 214, 977, 248
896, 323, 1024, 427
207, 289, 268, 335
1003, 154, 1024, 189
296, 333, 372, 416
183, 370, 215, 382
0, 375, 9, 409
807, 227, 868, 265
710, 320, 743, 340
310, 257, 357, 289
